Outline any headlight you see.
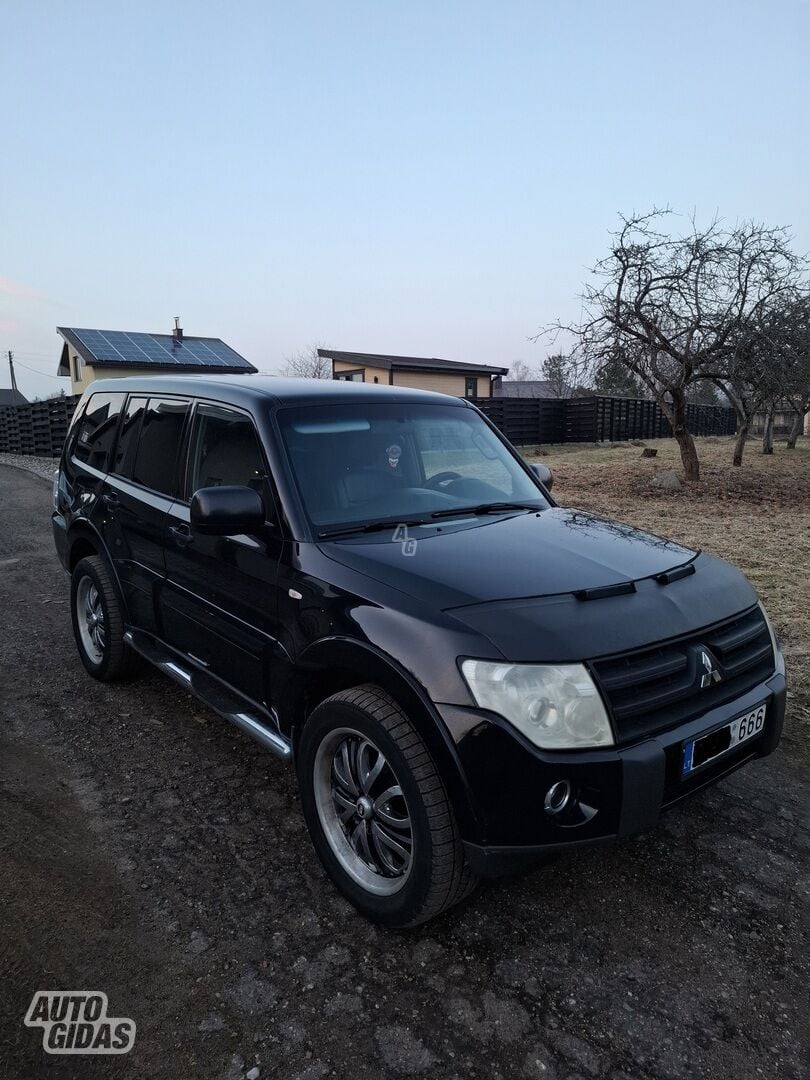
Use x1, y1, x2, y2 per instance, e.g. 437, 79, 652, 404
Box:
759, 603, 786, 677
460, 659, 614, 750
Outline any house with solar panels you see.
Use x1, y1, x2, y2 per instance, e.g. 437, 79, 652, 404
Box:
57, 321, 257, 395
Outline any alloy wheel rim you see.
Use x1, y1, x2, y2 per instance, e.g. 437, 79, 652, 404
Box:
76, 576, 106, 664
313, 727, 413, 895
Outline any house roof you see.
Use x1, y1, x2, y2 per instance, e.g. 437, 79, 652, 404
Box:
0, 388, 29, 407
318, 349, 508, 377
56, 327, 257, 376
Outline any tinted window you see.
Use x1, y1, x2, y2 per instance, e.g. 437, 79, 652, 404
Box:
113, 397, 147, 478
130, 398, 190, 495
277, 402, 547, 529
72, 393, 124, 471
188, 404, 272, 515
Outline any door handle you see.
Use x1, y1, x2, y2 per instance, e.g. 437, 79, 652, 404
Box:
169, 524, 193, 548
102, 492, 120, 509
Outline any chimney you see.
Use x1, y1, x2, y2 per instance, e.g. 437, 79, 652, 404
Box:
172, 316, 184, 342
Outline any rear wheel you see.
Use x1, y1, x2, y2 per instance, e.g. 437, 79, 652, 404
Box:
297, 685, 477, 927
70, 556, 140, 681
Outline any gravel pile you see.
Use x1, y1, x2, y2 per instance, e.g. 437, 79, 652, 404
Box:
0, 453, 58, 483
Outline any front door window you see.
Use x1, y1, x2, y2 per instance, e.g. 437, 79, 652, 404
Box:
188, 404, 274, 520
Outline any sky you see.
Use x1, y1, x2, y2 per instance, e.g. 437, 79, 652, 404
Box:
2, 0, 809, 401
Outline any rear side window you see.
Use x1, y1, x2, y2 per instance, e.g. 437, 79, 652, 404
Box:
71, 393, 125, 471
187, 403, 274, 518
130, 398, 190, 496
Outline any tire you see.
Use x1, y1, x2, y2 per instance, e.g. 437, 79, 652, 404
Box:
297, 685, 477, 928
70, 556, 141, 682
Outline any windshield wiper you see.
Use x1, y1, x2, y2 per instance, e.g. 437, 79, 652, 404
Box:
429, 501, 541, 521
318, 503, 541, 539
318, 517, 431, 540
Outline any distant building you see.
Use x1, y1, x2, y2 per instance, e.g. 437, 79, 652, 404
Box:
0, 388, 29, 407
320, 349, 508, 399
57, 322, 257, 395
751, 403, 809, 438
496, 379, 572, 399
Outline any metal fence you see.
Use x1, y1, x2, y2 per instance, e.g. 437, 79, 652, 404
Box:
0, 392, 738, 457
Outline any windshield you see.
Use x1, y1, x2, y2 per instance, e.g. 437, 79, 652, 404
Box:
276, 401, 549, 533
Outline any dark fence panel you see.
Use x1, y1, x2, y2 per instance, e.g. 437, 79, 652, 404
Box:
0, 395, 81, 457
684, 402, 737, 437
563, 397, 601, 443
0, 392, 738, 457
563, 396, 736, 443
472, 397, 565, 445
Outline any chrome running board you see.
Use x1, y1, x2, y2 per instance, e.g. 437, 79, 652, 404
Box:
124, 630, 292, 763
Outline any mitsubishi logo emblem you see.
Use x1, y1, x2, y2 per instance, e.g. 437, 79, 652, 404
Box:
699, 648, 722, 688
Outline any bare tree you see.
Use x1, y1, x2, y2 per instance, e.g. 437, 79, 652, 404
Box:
786, 410, 806, 448
508, 359, 534, 381
709, 326, 780, 466
504, 359, 538, 395
761, 407, 776, 455
711, 291, 810, 462
282, 344, 331, 379
543, 210, 803, 480
763, 292, 810, 449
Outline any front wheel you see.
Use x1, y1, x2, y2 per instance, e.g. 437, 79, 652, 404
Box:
297, 685, 477, 928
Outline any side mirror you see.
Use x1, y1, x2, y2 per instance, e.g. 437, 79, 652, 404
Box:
530, 462, 554, 491
190, 485, 265, 536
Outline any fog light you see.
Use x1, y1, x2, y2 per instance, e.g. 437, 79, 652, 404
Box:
544, 780, 571, 816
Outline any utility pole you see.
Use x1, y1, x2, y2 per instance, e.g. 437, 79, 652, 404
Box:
8, 350, 19, 406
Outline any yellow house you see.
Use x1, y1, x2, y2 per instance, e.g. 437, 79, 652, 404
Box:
57, 323, 256, 395
319, 349, 508, 399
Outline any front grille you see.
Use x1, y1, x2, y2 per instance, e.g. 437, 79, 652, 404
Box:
590, 606, 774, 744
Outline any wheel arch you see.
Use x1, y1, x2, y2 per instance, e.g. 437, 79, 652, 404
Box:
66, 524, 128, 615
66, 520, 106, 569
285, 637, 481, 842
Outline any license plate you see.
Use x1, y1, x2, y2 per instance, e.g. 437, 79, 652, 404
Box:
681, 703, 766, 776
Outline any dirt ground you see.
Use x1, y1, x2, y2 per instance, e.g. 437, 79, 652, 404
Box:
1, 450, 808, 1080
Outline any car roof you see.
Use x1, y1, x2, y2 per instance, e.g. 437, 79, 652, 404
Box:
85, 374, 473, 410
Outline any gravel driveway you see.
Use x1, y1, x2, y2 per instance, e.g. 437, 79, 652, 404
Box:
1, 463, 808, 1079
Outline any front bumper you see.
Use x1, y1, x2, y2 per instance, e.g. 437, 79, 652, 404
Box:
438, 670, 786, 877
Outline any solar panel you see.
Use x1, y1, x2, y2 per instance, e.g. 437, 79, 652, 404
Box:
69, 328, 253, 370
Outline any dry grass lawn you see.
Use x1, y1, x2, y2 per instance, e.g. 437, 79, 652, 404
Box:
524, 436, 810, 762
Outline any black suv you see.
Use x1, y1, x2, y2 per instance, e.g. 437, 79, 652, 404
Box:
53, 375, 786, 927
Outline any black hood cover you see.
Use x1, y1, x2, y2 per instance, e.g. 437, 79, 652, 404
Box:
320, 507, 696, 610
